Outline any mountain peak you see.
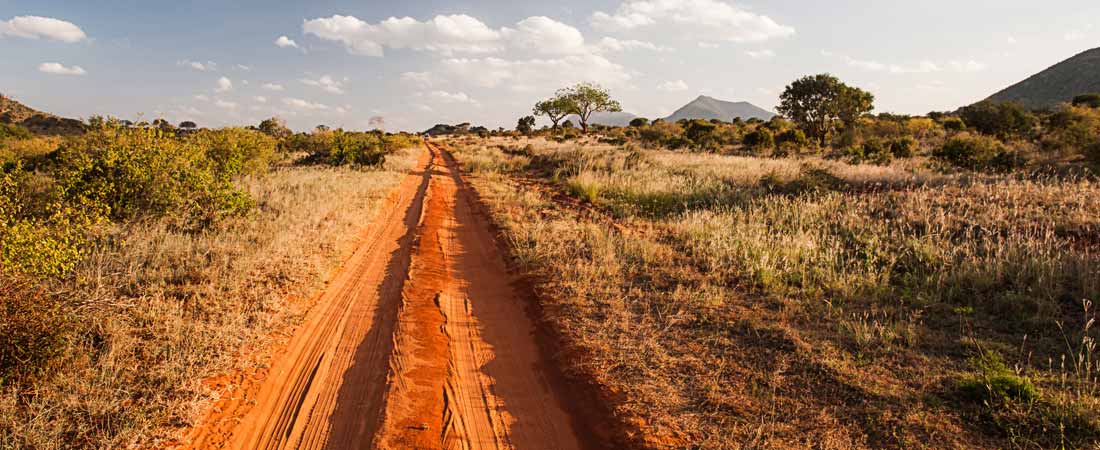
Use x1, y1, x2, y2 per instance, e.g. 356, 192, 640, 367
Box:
665, 95, 775, 122
986, 46, 1100, 109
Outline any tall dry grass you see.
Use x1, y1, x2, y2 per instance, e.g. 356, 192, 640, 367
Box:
0, 151, 416, 448
451, 137, 1100, 449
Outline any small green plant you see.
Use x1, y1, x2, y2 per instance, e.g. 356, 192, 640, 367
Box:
959, 350, 1040, 404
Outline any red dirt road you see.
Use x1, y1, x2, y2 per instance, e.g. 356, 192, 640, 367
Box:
176, 143, 591, 450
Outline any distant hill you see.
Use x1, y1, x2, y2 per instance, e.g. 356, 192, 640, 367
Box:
0, 94, 84, 135
986, 47, 1100, 109
664, 95, 775, 122
564, 111, 638, 127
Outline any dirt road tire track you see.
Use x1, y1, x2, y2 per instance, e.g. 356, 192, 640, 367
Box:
175, 143, 597, 450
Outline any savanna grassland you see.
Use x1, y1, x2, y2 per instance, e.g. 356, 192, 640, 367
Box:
449, 133, 1100, 449
0, 119, 420, 448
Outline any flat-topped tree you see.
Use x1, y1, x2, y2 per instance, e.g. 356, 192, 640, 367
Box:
558, 82, 621, 134
533, 96, 571, 129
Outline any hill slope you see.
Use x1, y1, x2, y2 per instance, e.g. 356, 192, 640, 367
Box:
664, 95, 775, 122
563, 111, 639, 127
986, 47, 1100, 109
0, 94, 84, 135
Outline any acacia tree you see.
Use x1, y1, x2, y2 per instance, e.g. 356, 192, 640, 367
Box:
558, 82, 622, 134
777, 74, 874, 146
533, 97, 570, 129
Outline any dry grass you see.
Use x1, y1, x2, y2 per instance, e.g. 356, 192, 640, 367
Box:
0, 150, 416, 449
451, 137, 1100, 449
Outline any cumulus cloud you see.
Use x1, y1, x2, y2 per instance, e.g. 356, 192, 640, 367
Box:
215, 76, 233, 92
505, 16, 586, 55
254, 96, 268, 103
303, 14, 502, 56
1, 16, 87, 43
657, 80, 689, 91
178, 60, 215, 71
302, 14, 594, 57
38, 62, 86, 76
745, 49, 775, 59
214, 99, 238, 109
596, 37, 668, 52
300, 75, 346, 94
275, 35, 299, 48
400, 71, 438, 89
194, 94, 210, 102
262, 83, 285, 91
418, 90, 477, 104
439, 53, 632, 92
591, 0, 794, 43
283, 97, 329, 110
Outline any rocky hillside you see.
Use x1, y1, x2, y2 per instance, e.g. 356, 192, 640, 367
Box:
0, 94, 85, 135
664, 95, 775, 122
986, 47, 1100, 109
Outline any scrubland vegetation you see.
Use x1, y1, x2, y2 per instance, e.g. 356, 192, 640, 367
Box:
0, 118, 419, 447
449, 85, 1100, 447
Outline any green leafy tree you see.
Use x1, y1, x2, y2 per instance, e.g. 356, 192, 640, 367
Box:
558, 82, 622, 134
777, 74, 874, 146
1072, 93, 1100, 108
629, 117, 649, 127
533, 97, 571, 129
516, 115, 536, 135
958, 101, 1037, 139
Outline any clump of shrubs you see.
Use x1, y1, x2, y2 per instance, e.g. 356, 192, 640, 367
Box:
0, 277, 72, 387
743, 128, 775, 152
934, 133, 1022, 171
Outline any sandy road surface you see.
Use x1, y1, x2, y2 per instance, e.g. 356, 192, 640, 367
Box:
177, 143, 591, 450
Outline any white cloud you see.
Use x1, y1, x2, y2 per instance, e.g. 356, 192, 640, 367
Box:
657, 80, 689, 91
401, 71, 438, 89
596, 37, 668, 52
254, 96, 268, 103
38, 62, 86, 76
262, 83, 285, 91
1064, 30, 1087, 41
300, 75, 346, 94
1, 16, 87, 43
236, 64, 251, 71
194, 94, 210, 102
505, 16, 586, 55
178, 60, 215, 71
440, 53, 633, 92
303, 14, 502, 56
283, 97, 329, 110
697, 42, 720, 49
215, 76, 233, 92
591, 0, 794, 43
275, 36, 299, 48
825, 51, 985, 74
215, 99, 238, 109
745, 49, 775, 59
419, 90, 477, 104
303, 14, 598, 57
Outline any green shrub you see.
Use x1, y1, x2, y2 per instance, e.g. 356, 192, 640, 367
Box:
959, 101, 1037, 139
941, 116, 967, 132
959, 350, 1039, 404
49, 124, 253, 228
1072, 93, 1100, 108
683, 120, 720, 150
889, 136, 916, 157
0, 123, 33, 140
187, 128, 276, 177
743, 128, 775, 151
776, 129, 810, 148
1, 167, 91, 278
934, 133, 1019, 171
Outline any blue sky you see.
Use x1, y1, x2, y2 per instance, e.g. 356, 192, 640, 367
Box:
2, 0, 1098, 131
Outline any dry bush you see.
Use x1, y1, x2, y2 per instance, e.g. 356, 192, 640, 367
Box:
0, 151, 416, 448
453, 139, 1100, 448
